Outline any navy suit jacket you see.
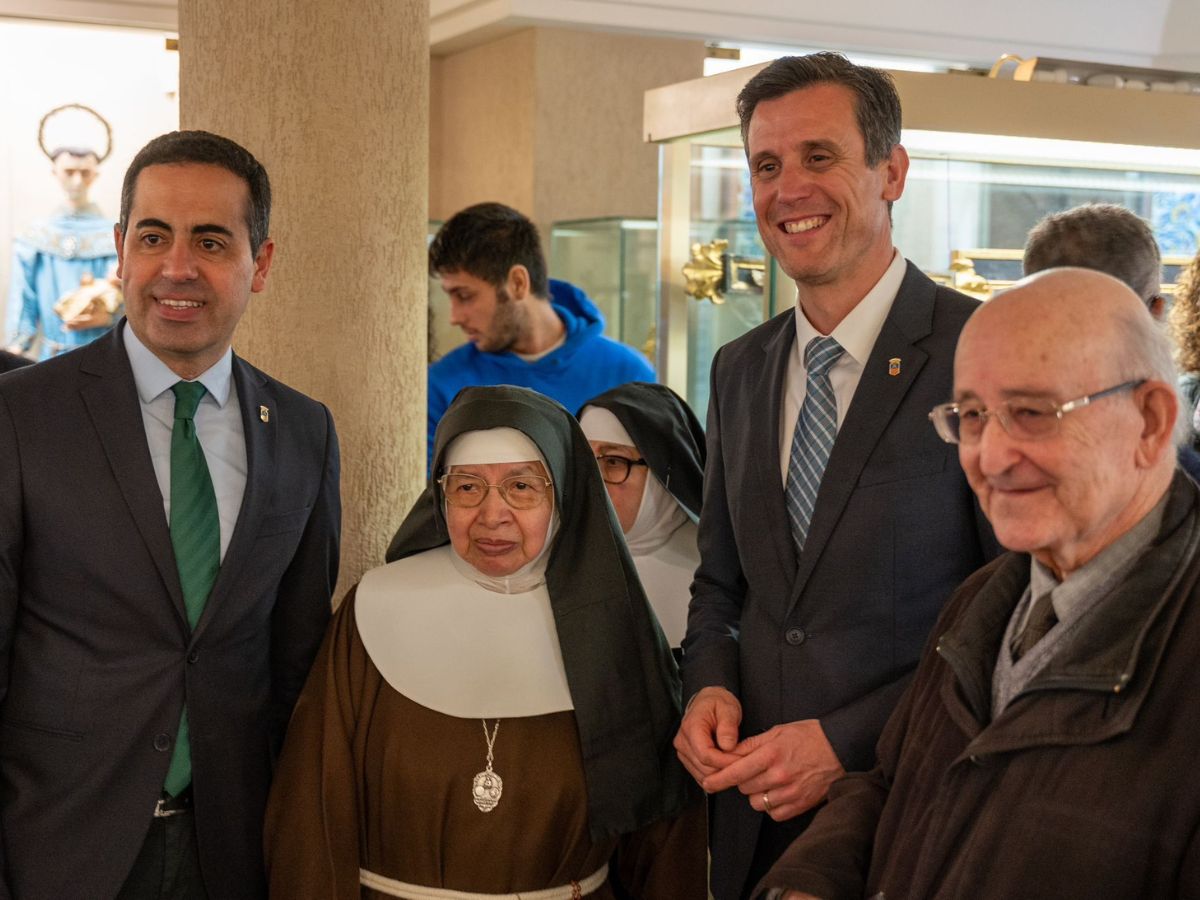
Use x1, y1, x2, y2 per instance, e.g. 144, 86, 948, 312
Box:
683, 262, 999, 899
0, 323, 340, 899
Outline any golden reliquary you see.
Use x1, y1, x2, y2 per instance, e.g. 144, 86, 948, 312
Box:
53, 272, 123, 329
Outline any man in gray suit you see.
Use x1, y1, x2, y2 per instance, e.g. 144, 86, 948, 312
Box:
0, 131, 340, 899
675, 53, 997, 899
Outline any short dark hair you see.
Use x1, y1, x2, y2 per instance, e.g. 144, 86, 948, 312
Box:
1023, 203, 1162, 303
119, 130, 271, 255
429, 202, 549, 297
737, 52, 902, 167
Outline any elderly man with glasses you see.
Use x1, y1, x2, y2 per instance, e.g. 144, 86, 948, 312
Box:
755, 267, 1200, 900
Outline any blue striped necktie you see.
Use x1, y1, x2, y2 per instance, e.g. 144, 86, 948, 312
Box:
786, 336, 844, 552
163, 380, 220, 797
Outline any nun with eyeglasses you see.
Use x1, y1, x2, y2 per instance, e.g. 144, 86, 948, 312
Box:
578, 382, 705, 653
265, 385, 704, 899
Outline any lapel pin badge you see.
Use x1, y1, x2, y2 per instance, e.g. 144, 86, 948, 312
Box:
888, 357, 901, 377
259, 405, 270, 423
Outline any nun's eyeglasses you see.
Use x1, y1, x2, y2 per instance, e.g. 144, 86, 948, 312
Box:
439, 473, 552, 510
595, 455, 648, 485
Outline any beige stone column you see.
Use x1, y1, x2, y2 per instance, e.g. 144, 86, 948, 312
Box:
178, 1, 429, 596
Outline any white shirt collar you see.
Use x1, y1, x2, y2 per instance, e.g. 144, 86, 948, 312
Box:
122, 322, 234, 406
793, 249, 906, 361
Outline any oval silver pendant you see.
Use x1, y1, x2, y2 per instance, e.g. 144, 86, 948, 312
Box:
472, 769, 503, 812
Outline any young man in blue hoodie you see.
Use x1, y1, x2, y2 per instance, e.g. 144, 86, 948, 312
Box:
427, 202, 654, 465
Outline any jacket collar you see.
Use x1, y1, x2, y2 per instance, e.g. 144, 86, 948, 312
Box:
937, 471, 1200, 745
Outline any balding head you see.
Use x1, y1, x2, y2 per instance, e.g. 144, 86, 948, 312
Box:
963, 268, 1176, 390
950, 268, 1178, 578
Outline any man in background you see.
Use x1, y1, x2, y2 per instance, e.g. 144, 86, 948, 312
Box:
1023, 202, 1166, 316
426, 202, 653, 466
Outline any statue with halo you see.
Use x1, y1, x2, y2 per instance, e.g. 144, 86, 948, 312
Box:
5, 103, 121, 360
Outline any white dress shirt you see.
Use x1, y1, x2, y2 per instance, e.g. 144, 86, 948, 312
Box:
123, 325, 247, 560
778, 250, 907, 484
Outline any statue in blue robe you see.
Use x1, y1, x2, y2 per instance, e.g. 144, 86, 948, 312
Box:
5, 147, 120, 360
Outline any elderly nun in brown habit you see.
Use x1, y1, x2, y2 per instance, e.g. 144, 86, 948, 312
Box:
265, 385, 704, 899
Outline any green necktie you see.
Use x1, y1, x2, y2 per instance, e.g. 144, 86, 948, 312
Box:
163, 380, 221, 797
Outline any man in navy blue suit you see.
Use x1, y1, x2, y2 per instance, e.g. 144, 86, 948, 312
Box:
675, 53, 998, 899
0, 130, 340, 900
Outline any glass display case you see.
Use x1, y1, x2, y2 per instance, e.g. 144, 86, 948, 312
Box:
645, 65, 1200, 409
549, 217, 658, 359
897, 131, 1200, 279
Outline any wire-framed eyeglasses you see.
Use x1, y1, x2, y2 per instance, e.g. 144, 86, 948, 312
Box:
928, 379, 1145, 445
594, 455, 649, 485
438, 472, 553, 509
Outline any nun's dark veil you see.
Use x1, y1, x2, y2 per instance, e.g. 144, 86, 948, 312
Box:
386, 385, 693, 837
578, 381, 705, 521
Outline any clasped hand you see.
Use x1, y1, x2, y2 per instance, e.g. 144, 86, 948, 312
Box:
673, 686, 844, 822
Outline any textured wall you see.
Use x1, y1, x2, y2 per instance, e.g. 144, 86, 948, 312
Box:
179, 0, 429, 597
429, 29, 537, 221
429, 27, 704, 228
532, 28, 704, 224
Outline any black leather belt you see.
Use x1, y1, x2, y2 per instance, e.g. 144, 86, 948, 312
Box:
153, 785, 194, 818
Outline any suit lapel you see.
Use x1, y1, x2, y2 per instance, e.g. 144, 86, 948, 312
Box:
787, 263, 937, 614
752, 313, 802, 580
79, 326, 188, 628
193, 356, 275, 640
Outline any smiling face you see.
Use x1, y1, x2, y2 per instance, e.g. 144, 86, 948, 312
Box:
115, 162, 273, 379
445, 460, 554, 576
589, 440, 648, 533
747, 83, 907, 300
954, 272, 1175, 578
441, 270, 523, 353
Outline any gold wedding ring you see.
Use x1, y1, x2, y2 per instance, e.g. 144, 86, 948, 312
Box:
762, 791, 772, 812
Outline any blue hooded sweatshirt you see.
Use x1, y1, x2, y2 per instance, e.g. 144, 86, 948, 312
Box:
427, 279, 655, 465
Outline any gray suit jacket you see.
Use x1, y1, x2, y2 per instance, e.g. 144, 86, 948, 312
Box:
683, 262, 998, 899
0, 323, 340, 899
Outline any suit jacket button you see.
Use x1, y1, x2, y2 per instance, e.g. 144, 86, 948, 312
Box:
187, 650, 200, 664
785, 627, 806, 646
154, 733, 172, 752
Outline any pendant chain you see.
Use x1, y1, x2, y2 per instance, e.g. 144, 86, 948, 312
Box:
482, 718, 500, 771
472, 719, 504, 812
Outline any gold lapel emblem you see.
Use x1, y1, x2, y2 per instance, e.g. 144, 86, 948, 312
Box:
888, 357, 901, 377
259, 405, 270, 423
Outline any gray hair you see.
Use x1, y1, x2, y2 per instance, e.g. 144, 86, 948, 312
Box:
1111, 301, 1186, 445
1023, 203, 1162, 304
